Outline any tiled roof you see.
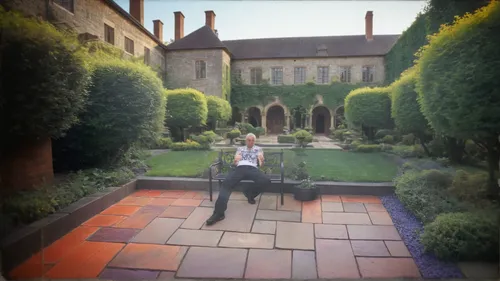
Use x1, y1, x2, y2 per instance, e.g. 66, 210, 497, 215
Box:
166, 25, 228, 51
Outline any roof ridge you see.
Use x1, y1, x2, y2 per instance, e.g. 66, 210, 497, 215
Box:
222, 34, 400, 42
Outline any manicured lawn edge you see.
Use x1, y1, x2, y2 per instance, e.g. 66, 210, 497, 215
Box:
381, 194, 463, 278
0, 180, 137, 276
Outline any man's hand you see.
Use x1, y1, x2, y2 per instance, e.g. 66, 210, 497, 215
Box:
234, 153, 242, 165
258, 152, 264, 166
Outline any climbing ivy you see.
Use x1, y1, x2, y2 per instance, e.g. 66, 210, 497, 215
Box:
222, 64, 231, 101
231, 82, 366, 111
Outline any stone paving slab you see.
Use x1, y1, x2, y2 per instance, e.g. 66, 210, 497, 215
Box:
9, 190, 426, 280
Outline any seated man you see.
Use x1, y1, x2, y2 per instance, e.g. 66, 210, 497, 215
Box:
206, 133, 270, 226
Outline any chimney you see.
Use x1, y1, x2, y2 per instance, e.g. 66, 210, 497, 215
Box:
153, 20, 163, 42
174, 11, 185, 41
365, 11, 373, 41
205, 10, 215, 31
130, 0, 144, 25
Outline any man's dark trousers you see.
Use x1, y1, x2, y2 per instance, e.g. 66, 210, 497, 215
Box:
214, 165, 270, 215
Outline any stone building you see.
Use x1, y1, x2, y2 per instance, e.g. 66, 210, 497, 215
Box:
3, 0, 399, 135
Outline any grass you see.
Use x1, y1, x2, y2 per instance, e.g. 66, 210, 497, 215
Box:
146, 148, 399, 182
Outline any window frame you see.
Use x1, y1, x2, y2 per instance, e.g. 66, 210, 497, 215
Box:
124, 36, 134, 55
104, 24, 115, 45
339, 66, 352, 83
362, 65, 375, 83
250, 67, 262, 85
294, 67, 306, 85
195, 60, 207, 79
317, 66, 329, 84
271, 67, 284, 85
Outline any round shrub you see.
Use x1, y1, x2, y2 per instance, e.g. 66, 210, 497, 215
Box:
165, 88, 208, 135
381, 135, 394, 144
206, 95, 231, 126
294, 130, 313, 147
53, 59, 166, 170
421, 212, 499, 261
254, 127, 265, 138
0, 8, 90, 146
345, 87, 393, 138
375, 129, 397, 140
227, 129, 241, 144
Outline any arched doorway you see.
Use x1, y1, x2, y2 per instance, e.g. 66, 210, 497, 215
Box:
266, 106, 285, 134
231, 107, 242, 126
291, 106, 306, 130
312, 106, 331, 135
334, 106, 345, 128
247, 107, 261, 127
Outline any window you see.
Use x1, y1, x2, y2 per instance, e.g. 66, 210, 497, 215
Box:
250, 68, 262, 85
294, 67, 306, 84
195, 60, 206, 79
339, 66, 352, 83
271, 67, 283, 85
104, 24, 114, 45
317, 66, 329, 84
144, 47, 150, 65
124, 37, 134, 54
362, 66, 375, 83
54, 0, 74, 13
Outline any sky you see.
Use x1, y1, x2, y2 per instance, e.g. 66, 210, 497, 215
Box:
115, 0, 427, 41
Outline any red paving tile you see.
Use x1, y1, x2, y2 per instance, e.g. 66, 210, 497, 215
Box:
9, 256, 53, 279
160, 206, 196, 218
159, 190, 186, 198
364, 203, 387, 212
83, 215, 126, 227
101, 205, 141, 216
341, 195, 382, 204
385, 241, 412, 257
180, 191, 201, 199
149, 197, 176, 206
40, 226, 99, 264
117, 196, 153, 206
45, 241, 124, 278
357, 257, 421, 278
115, 205, 166, 228
171, 198, 202, 207
321, 195, 341, 202
302, 200, 322, 223
108, 243, 187, 271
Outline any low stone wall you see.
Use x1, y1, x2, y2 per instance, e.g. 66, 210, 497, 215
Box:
0, 180, 137, 275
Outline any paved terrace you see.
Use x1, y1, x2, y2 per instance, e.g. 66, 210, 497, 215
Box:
10, 190, 421, 279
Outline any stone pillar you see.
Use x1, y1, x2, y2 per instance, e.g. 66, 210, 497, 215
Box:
330, 114, 335, 131
285, 115, 290, 128
308, 114, 312, 127
261, 114, 267, 134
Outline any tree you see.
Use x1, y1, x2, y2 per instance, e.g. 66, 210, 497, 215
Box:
345, 87, 393, 139
165, 88, 208, 141
206, 95, 231, 130
0, 8, 90, 189
415, 0, 500, 198
53, 58, 166, 170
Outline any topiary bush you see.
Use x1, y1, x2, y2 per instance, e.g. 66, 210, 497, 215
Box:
401, 133, 416, 145
344, 87, 393, 140
449, 170, 490, 205
53, 58, 166, 170
420, 212, 499, 261
170, 140, 202, 151
294, 130, 313, 147
206, 95, 231, 129
375, 129, 398, 140
381, 135, 395, 144
227, 129, 241, 144
165, 88, 208, 141
353, 144, 382, 153
254, 127, 265, 138
155, 137, 173, 149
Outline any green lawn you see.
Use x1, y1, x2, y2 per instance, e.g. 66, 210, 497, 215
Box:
146, 149, 398, 182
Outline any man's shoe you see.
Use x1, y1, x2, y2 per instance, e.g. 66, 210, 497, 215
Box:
206, 213, 225, 226
247, 197, 256, 204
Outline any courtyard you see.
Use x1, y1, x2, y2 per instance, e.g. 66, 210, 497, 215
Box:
9, 190, 420, 279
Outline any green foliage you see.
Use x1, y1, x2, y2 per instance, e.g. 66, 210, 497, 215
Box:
449, 170, 490, 204
381, 135, 395, 144
53, 58, 165, 170
170, 140, 203, 151
231, 83, 363, 111
345, 87, 393, 131
278, 135, 296, 144
291, 161, 309, 181
388, 145, 425, 158
190, 134, 212, 150
254, 127, 265, 138
0, 8, 90, 149
415, 1, 500, 141
296, 178, 317, 189
294, 130, 313, 147
390, 68, 430, 139
206, 95, 232, 124
394, 169, 467, 223
222, 63, 231, 101
227, 129, 241, 144
353, 144, 382, 153
401, 134, 416, 145
165, 88, 208, 129
421, 212, 499, 261
238, 122, 255, 134
375, 129, 397, 140
155, 137, 173, 149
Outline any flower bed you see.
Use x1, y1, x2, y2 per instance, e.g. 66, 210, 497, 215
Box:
381, 194, 463, 278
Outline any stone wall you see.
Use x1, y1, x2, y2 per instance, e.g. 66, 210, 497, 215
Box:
166, 49, 230, 97
3, 0, 166, 75
231, 56, 386, 85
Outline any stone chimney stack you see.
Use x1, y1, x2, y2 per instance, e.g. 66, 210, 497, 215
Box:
205, 10, 215, 31
365, 11, 373, 41
153, 20, 163, 42
130, 0, 144, 25
174, 11, 185, 41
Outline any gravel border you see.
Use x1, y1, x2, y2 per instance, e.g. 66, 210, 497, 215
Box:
381, 194, 463, 278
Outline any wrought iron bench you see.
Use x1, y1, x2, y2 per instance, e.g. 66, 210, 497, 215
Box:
209, 149, 285, 205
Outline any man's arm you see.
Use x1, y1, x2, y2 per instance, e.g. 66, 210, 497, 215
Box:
234, 148, 242, 165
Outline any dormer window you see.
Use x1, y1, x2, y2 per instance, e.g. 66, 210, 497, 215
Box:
316, 44, 328, 56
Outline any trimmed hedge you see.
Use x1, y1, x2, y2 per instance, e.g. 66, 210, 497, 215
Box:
0, 8, 90, 148
165, 88, 208, 135
53, 58, 166, 170
278, 135, 295, 143
207, 95, 232, 125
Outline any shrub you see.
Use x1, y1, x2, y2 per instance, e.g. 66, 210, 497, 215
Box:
165, 88, 208, 140
291, 161, 309, 180
254, 127, 265, 138
401, 134, 416, 145
206, 95, 231, 127
344, 87, 393, 139
332, 129, 348, 141
0, 8, 90, 149
388, 145, 425, 158
156, 137, 173, 149
449, 170, 490, 204
375, 129, 397, 140
190, 134, 211, 150
215, 128, 231, 138
381, 135, 395, 144
354, 144, 382, 153
239, 123, 255, 134
421, 212, 499, 261
294, 130, 313, 147
201, 130, 218, 142
415, 1, 500, 196
278, 135, 296, 143
427, 136, 446, 157
170, 140, 202, 151
227, 129, 241, 144
394, 170, 467, 223
53, 58, 166, 170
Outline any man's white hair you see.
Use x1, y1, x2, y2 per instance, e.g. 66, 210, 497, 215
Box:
246, 133, 256, 140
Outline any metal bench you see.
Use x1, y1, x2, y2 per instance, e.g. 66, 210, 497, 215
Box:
209, 149, 285, 205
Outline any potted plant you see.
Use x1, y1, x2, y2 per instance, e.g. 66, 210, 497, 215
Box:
282, 126, 289, 135
293, 177, 318, 201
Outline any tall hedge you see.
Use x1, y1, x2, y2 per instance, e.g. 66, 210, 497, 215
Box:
0, 8, 90, 149
53, 58, 166, 170
165, 88, 208, 140
207, 95, 231, 127
345, 87, 393, 138
415, 0, 500, 197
